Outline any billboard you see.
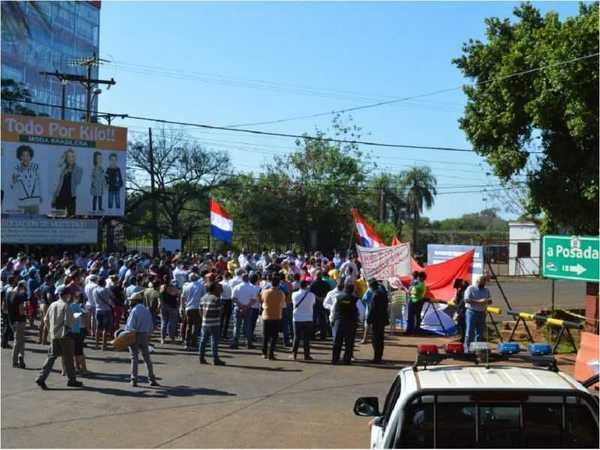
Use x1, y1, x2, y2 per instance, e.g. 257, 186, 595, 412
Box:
1, 114, 127, 217
427, 244, 483, 283
1, 217, 98, 244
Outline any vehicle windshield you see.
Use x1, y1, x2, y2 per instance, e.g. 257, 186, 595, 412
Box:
394, 392, 599, 448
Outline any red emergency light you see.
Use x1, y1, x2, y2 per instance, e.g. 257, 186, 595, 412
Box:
445, 342, 465, 354
417, 344, 439, 355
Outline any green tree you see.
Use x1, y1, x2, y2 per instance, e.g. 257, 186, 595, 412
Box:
127, 128, 232, 250
219, 115, 372, 252
453, 3, 599, 234
400, 166, 438, 253
366, 173, 408, 234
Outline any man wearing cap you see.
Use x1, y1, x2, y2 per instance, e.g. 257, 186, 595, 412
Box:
366, 279, 390, 364
181, 272, 205, 351
36, 285, 83, 390
125, 292, 159, 387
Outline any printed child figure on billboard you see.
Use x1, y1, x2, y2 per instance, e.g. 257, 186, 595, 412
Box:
105, 153, 123, 210
10, 145, 42, 215
52, 149, 82, 217
91, 151, 106, 212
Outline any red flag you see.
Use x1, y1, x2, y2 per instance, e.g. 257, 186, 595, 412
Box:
351, 208, 385, 248
391, 235, 402, 246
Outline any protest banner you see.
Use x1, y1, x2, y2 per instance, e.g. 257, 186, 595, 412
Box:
356, 243, 411, 280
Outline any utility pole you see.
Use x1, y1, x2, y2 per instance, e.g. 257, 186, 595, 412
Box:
70, 54, 115, 122
149, 128, 159, 257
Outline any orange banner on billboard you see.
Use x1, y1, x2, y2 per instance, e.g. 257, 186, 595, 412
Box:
1, 114, 127, 150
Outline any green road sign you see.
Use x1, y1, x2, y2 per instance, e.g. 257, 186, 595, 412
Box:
542, 235, 600, 282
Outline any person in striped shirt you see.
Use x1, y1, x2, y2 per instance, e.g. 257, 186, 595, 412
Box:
198, 283, 225, 366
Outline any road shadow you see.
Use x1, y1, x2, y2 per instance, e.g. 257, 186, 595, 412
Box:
224, 363, 302, 372
80, 384, 236, 399
155, 385, 237, 398
85, 372, 131, 383
85, 355, 165, 365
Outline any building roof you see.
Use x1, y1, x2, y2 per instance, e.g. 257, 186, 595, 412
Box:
408, 365, 582, 392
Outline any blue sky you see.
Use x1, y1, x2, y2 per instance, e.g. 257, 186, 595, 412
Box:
98, 1, 582, 221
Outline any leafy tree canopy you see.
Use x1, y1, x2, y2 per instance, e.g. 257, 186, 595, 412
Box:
453, 2, 599, 234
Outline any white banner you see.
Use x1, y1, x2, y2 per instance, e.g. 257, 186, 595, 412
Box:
160, 238, 182, 253
1, 217, 98, 244
356, 243, 412, 280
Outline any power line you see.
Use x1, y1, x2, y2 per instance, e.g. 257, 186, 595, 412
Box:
10, 99, 490, 154
125, 128, 492, 174
225, 53, 600, 128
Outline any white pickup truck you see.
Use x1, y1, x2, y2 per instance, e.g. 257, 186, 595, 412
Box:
354, 343, 599, 448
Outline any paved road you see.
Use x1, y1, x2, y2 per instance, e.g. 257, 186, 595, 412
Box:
2, 277, 586, 448
1, 326, 427, 449
487, 277, 587, 319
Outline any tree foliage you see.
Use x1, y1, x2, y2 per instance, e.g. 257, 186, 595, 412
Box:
219, 116, 373, 252
453, 2, 599, 234
126, 128, 232, 246
400, 166, 438, 251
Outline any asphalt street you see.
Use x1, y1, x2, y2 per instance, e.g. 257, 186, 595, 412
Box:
1, 277, 584, 448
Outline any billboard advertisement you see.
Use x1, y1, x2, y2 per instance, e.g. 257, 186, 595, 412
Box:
1, 217, 98, 244
427, 244, 483, 283
1, 114, 127, 217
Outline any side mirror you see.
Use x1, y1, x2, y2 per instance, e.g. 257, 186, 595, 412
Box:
354, 397, 380, 417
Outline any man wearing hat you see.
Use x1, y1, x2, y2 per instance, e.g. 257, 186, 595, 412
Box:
36, 285, 82, 390
125, 291, 158, 387
366, 278, 390, 364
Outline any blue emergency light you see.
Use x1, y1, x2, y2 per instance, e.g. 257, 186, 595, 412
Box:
528, 343, 553, 356
497, 342, 521, 355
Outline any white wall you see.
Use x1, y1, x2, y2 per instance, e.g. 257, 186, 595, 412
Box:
508, 222, 541, 276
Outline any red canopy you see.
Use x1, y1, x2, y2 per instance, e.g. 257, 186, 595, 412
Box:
392, 237, 474, 301
414, 250, 474, 301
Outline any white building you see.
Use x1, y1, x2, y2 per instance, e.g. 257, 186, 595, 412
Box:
508, 221, 541, 276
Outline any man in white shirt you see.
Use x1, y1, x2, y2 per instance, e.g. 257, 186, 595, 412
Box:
340, 258, 358, 284
180, 273, 205, 351
229, 268, 244, 291
172, 262, 188, 289
326, 282, 364, 337
84, 275, 98, 336
230, 274, 260, 349
291, 280, 316, 360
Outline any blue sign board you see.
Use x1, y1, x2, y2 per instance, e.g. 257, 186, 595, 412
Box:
427, 244, 483, 283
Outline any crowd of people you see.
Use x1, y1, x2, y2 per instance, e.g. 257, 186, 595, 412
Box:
0, 248, 491, 390
0, 249, 391, 389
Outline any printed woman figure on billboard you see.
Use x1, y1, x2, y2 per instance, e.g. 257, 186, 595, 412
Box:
52, 149, 82, 217
10, 145, 42, 215
105, 153, 123, 210
91, 151, 106, 212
